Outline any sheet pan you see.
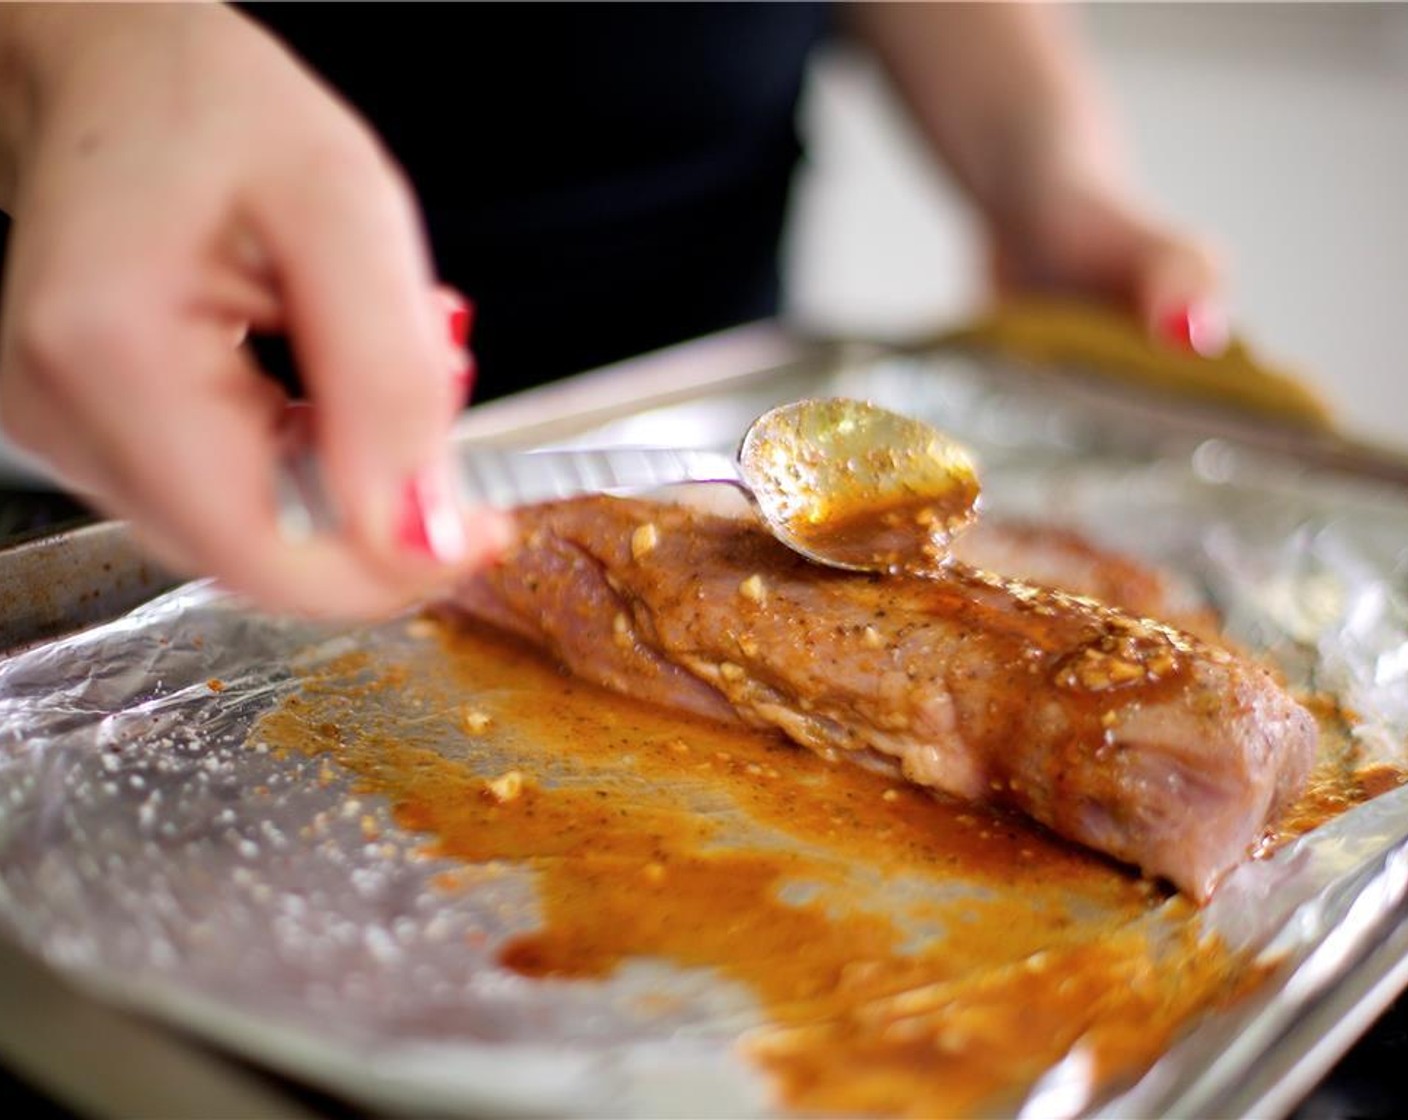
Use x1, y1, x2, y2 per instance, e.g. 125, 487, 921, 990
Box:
3, 323, 1408, 1116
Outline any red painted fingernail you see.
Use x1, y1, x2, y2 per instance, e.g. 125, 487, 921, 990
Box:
1159, 304, 1196, 351
440, 291, 476, 403
396, 478, 433, 555
396, 467, 467, 563
445, 294, 474, 349
1159, 302, 1228, 357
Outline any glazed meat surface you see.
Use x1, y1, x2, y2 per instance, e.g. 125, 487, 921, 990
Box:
450, 496, 1317, 899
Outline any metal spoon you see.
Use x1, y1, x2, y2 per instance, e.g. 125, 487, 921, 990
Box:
278, 397, 980, 575
737, 397, 980, 574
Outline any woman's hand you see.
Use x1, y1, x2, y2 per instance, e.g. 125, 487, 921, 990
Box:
0, 3, 510, 617
849, 1, 1227, 354
988, 173, 1227, 356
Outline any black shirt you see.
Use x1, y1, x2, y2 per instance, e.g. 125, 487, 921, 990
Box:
241, 1, 830, 398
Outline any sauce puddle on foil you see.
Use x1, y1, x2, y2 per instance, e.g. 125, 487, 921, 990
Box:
1262, 692, 1408, 846
255, 619, 1261, 1117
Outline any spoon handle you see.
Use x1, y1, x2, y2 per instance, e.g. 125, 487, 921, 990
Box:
277, 445, 740, 542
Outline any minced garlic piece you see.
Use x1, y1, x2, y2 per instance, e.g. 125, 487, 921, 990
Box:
462, 707, 493, 735
612, 611, 635, 649
484, 770, 525, 803
631, 522, 659, 560
1106, 658, 1146, 685
862, 625, 884, 650
1148, 652, 1177, 678
719, 661, 746, 682
738, 573, 767, 603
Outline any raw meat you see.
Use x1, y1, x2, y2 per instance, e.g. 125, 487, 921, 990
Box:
449, 496, 1316, 899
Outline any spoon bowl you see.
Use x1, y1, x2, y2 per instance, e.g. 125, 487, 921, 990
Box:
738, 398, 981, 575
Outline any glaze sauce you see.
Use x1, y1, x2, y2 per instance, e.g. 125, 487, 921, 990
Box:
1264, 694, 1407, 844
258, 621, 1261, 1117
788, 491, 977, 574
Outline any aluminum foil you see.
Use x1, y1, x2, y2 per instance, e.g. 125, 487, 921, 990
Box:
3, 349, 1408, 1117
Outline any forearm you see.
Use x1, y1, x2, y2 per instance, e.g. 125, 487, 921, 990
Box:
846, 2, 1129, 233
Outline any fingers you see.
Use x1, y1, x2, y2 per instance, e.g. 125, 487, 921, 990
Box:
4, 300, 507, 617
435, 285, 476, 406
1132, 228, 1228, 357
138, 339, 486, 617
242, 126, 507, 574
0, 178, 507, 618
1153, 300, 1230, 359
989, 187, 1230, 358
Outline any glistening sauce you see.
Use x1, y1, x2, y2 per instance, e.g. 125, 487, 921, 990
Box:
257, 620, 1261, 1117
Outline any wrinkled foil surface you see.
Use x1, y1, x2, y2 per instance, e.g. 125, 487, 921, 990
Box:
3, 350, 1408, 1117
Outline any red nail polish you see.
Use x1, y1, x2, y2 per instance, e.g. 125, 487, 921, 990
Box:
446, 295, 474, 349
1159, 305, 1196, 351
396, 468, 468, 563
1160, 302, 1228, 357
396, 478, 434, 556
441, 291, 476, 404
